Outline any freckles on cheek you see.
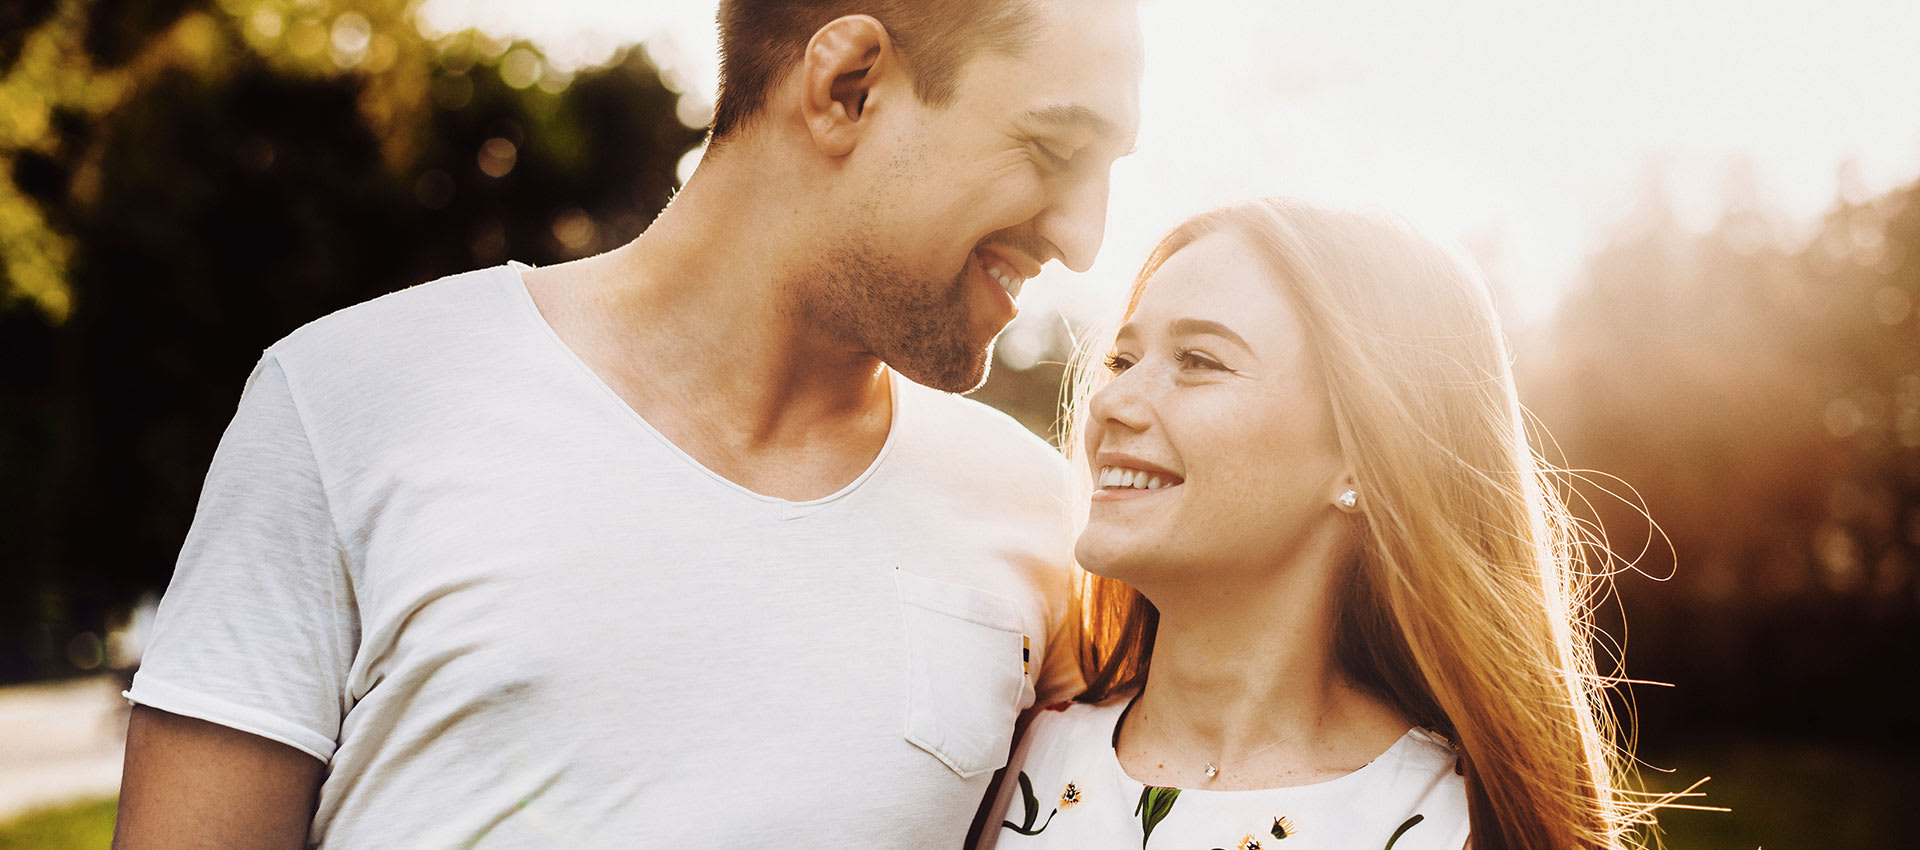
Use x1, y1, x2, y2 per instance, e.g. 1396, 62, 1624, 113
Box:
1196, 418, 1306, 492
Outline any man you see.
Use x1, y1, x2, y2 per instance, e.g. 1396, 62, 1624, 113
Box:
113, 0, 1142, 846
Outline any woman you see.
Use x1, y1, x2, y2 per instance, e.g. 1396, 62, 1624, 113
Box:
980, 200, 1648, 849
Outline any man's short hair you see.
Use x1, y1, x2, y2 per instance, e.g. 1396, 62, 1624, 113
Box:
710, 0, 1040, 143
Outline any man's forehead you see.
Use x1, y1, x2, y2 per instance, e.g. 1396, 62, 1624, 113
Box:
1000, 1, 1143, 139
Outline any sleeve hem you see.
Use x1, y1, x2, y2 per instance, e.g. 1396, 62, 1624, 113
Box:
125, 672, 337, 763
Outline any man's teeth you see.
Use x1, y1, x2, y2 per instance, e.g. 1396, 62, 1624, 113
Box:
1097, 466, 1178, 490
987, 264, 1025, 298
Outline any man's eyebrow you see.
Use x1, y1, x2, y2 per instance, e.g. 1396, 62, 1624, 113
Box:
1020, 104, 1138, 154
1170, 317, 1252, 350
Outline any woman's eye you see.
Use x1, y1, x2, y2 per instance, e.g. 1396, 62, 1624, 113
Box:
1175, 349, 1227, 370
1102, 352, 1134, 374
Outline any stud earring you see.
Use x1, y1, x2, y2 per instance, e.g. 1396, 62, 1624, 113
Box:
1337, 489, 1358, 509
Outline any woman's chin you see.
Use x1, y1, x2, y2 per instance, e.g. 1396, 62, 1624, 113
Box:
1074, 536, 1152, 584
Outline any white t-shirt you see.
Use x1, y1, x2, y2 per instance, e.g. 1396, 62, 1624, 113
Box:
127, 264, 1080, 847
980, 697, 1471, 850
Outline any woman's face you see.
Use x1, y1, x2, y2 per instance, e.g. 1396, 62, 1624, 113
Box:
1077, 230, 1350, 588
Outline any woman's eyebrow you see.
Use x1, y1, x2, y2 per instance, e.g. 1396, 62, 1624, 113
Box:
1169, 317, 1251, 350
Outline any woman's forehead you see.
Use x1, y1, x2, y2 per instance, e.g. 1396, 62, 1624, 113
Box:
1125, 233, 1299, 341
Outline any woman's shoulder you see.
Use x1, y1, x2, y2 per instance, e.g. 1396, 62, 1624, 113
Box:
1338, 727, 1471, 848
1029, 694, 1128, 755
1396, 727, 1464, 774
1025, 693, 1133, 741
1009, 693, 1132, 776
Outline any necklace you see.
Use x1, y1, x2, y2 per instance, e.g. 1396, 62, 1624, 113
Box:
1198, 702, 1336, 782
1121, 694, 1337, 782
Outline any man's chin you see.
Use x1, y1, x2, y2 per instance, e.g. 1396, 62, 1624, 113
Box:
887, 342, 994, 394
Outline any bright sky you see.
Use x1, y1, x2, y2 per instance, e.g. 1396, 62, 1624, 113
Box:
418, 0, 1920, 358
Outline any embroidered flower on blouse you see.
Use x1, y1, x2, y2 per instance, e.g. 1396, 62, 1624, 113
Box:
1237, 835, 1262, 850
1059, 782, 1083, 808
1270, 816, 1296, 839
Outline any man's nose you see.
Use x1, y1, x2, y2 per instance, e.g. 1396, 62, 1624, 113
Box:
1039, 171, 1111, 274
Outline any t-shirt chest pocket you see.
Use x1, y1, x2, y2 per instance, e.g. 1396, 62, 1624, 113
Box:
895, 570, 1034, 779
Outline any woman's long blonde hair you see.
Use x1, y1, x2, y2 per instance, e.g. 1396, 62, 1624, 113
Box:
1065, 199, 1651, 850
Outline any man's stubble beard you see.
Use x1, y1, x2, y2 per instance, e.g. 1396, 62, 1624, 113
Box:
803, 234, 997, 394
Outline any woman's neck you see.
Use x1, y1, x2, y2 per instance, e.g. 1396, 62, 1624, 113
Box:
1132, 561, 1347, 757
1117, 532, 1411, 788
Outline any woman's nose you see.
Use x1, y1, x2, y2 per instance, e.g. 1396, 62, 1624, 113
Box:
1088, 369, 1152, 434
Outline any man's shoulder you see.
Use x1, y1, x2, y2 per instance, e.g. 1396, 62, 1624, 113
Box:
899, 379, 1066, 473
267, 264, 518, 367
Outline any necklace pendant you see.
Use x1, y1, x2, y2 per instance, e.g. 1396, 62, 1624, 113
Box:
1204, 762, 1219, 779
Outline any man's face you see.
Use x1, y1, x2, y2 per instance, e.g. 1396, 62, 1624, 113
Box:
812, 0, 1143, 393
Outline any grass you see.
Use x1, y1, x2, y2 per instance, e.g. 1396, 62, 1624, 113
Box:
0, 797, 115, 850
0, 744, 1908, 849
1637, 742, 1919, 850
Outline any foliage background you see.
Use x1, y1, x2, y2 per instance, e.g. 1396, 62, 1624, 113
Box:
2, 0, 1916, 845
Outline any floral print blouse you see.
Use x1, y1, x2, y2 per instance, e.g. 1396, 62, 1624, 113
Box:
978, 696, 1471, 850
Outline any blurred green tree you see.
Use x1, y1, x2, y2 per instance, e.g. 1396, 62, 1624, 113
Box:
1519, 165, 1920, 747
0, 0, 702, 681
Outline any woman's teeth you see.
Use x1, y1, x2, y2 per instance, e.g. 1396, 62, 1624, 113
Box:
1097, 466, 1180, 490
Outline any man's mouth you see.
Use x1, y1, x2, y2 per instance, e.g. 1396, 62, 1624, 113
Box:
976, 249, 1029, 301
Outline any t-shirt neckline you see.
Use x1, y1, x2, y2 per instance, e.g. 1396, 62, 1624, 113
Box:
501, 261, 903, 517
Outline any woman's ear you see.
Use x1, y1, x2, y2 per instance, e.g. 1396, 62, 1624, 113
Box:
799, 15, 893, 158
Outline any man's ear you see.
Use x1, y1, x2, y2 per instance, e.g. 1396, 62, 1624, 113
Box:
800, 15, 894, 158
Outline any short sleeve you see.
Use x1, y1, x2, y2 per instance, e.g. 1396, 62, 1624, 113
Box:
125, 353, 356, 763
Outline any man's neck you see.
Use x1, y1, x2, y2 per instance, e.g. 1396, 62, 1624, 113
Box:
518, 154, 896, 498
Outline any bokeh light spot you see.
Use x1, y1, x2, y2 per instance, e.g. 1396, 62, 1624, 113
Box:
66, 632, 104, 671
247, 7, 284, 42
330, 12, 373, 68
1825, 397, 1864, 439
551, 208, 597, 255
675, 94, 713, 130
364, 33, 400, 74
675, 143, 705, 186
536, 68, 574, 95
500, 47, 542, 90
471, 220, 507, 262
1871, 286, 1911, 325
478, 137, 517, 178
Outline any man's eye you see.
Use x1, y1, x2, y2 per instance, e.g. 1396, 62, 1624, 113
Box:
1102, 352, 1133, 374
1032, 140, 1072, 170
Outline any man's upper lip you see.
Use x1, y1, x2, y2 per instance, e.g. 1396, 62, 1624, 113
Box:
1093, 451, 1183, 480
978, 246, 1043, 280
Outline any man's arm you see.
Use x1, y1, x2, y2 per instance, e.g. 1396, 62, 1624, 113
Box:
113, 705, 325, 850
